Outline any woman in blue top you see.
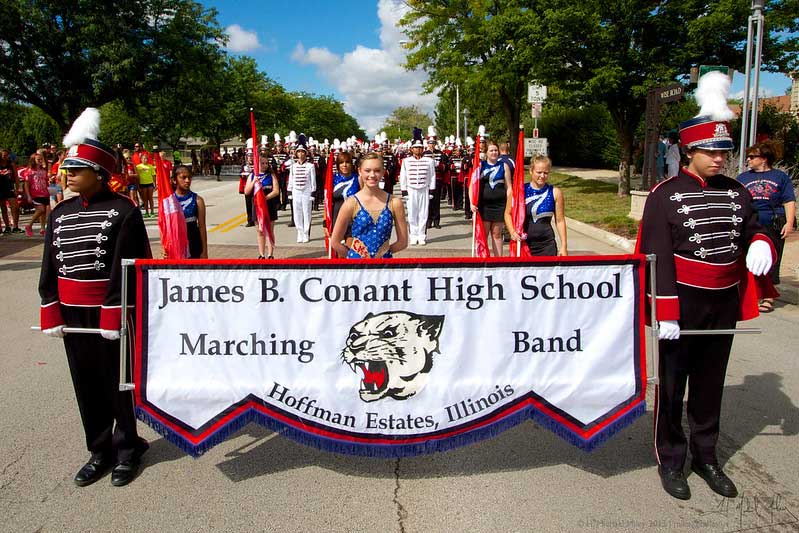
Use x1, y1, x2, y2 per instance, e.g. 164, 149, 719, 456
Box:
331, 151, 360, 234
505, 155, 568, 256
243, 158, 280, 259
331, 153, 407, 259
474, 140, 513, 256
172, 165, 207, 258
736, 141, 796, 311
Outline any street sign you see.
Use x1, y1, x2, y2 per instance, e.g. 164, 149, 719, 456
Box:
695, 65, 734, 83
658, 83, 684, 103
524, 138, 548, 157
527, 84, 547, 104
532, 128, 539, 138
531, 103, 542, 119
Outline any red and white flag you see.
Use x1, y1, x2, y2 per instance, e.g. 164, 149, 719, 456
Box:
154, 152, 189, 259
509, 128, 531, 258
323, 152, 335, 258
469, 134, 490, 258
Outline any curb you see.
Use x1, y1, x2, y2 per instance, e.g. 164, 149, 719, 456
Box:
565, 217, 635, 252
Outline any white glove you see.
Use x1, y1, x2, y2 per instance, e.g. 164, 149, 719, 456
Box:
42, 325, 65, 338
100, 329, 120, 340
746, 240, 773, 276
658, 320, 680, 340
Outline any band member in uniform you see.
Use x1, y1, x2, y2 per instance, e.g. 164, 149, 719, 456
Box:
399, 128, 436, 245
270, 135, 289, 210
288, 135, 316, 243
423, 127, 448, 230
310, 142, 326, 211
449, 143, 465, 211
637, 73, 775, 501
38, 108, 151, 487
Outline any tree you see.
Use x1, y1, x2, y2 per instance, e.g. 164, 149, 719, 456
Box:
290, 94, 365, 142
98, 101, 147, 148
401, 0, 798, 195
378, 106, 433, 141
0, 0, 224, 129
401, 0, 535, 155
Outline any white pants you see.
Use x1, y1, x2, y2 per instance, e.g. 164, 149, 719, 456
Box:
292, 191, 313, 240
406, 188, 429, 242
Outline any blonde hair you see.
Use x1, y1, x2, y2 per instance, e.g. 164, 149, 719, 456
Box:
531, 155, 552, 169
358, 152, 384, 169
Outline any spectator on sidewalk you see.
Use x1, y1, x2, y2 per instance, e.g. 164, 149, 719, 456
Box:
22, 152, 51, 236
0, 148, 22, 233
737, 140, 796, 312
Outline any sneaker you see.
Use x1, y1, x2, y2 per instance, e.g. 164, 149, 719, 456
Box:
418, 239, 426, 246
24, 225, 33, 237
39, 228, 46, 235
11, 227, 23, 234
2, 227, 10, 234
409, 236, 418, 245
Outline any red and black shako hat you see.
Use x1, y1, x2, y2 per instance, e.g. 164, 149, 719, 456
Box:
679, 72, 735, 151
61, 108, 117, 177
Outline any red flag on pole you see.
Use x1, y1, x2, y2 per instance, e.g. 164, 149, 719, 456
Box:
323, 151, 335, 258
509, 127, 531, 258
154, 152, 189, 259
250, 110, 274, 245
469, 134, 490, 258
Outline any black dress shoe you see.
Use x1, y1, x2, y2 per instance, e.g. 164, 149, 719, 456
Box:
111, 458, 142, 487
691, 462, 738, 497
74, 456, 111, 487
658, 466, 691, 500
245, 222, 255, 227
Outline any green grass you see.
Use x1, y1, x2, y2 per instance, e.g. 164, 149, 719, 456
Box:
548, 173, 639, 239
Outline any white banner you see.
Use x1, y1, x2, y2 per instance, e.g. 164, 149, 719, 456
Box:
135, 257, 647, 456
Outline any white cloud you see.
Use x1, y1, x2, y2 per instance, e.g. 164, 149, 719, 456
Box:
225, 24, 261, 53
291, 0, 436, 137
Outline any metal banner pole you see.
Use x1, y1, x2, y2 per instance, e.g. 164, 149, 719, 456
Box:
119, 259, 135, 392
30, 326, 103, 334
647, 254, 659, 385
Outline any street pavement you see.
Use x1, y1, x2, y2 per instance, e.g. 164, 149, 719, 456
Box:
0, 174, 797, 532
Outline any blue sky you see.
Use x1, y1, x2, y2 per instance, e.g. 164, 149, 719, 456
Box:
203, 0, 794, 136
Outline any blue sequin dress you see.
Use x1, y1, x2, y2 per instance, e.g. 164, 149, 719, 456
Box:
346, 195, 394, 259
175, 191, 202, 258
523, 183, 557, 256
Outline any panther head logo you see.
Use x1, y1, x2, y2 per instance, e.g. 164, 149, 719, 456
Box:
341, 311, 444, 402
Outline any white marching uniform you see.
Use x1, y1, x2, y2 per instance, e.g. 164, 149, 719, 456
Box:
399, 155, 436, 244
288, 161, 316, 242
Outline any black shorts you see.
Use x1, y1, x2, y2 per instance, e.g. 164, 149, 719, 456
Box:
139, 183, 154, 189
32, 196, 50, 206
0, 187, 15, 201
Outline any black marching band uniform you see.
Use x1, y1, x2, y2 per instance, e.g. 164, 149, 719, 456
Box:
423, 132, 448, 230
39, 110, 151, 487
637, 84, 775, 500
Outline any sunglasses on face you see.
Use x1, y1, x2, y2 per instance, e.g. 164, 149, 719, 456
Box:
746, 154, 761, 159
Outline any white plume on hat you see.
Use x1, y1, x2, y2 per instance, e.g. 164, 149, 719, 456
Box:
261, 135, 268, 146
477, 125, 486, 137
427, 125, 436, 138
332, 139, 340, 150
695, 71, 735, 122
288, 131, 297, 144
274, 132, 281, 143
466, 136, 474, 146
245, 138, 253, 150
63, 108, 100, 148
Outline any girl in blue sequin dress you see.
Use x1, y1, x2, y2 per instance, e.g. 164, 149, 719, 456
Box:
474, 140, 513, 256
505, 155, 568, 256
172, 165, 208, 258
330, 153, 408, 259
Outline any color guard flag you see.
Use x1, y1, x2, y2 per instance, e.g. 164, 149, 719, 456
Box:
154, 152, 189, 259
469, 133, 490, 258
324, 151, 334, 257
510, 128, 531, 258
250, 110, 274, 245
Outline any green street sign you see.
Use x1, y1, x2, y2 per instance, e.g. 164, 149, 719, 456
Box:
699, 65, 733, 79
